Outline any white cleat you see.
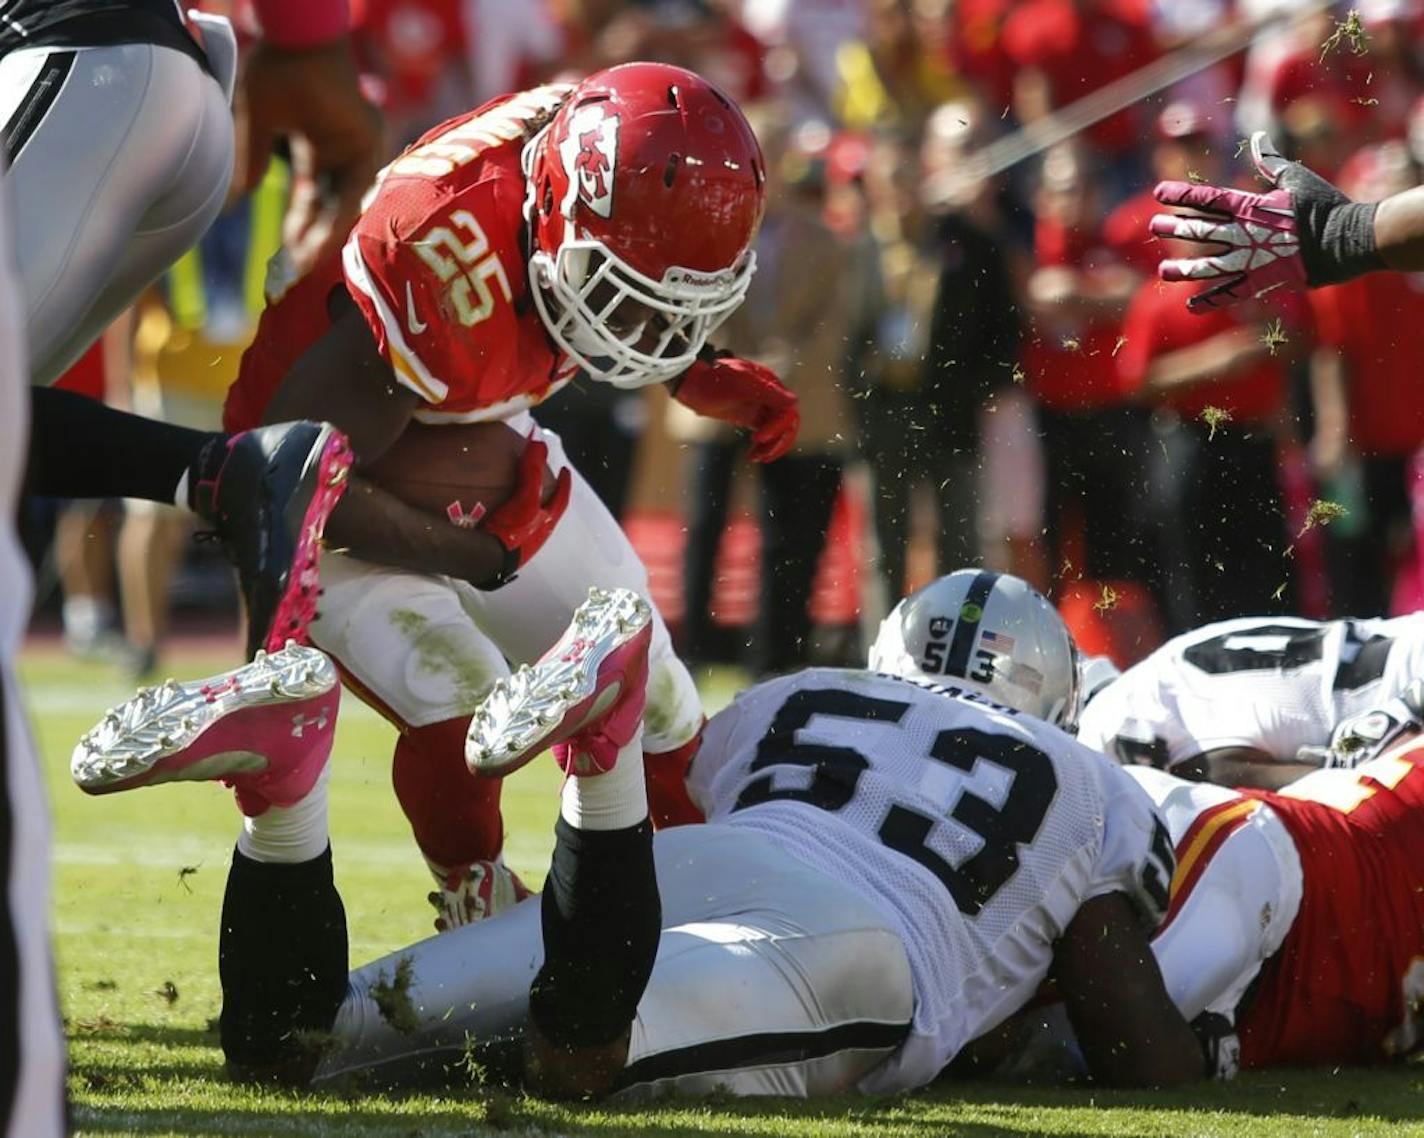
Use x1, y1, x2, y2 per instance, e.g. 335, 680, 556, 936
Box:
465, 587, 652, 778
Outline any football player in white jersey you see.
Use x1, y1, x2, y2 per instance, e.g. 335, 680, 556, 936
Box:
816, 571, 1424, 1076
73, 585, 1207, 1097
1076, 615, 1424, 788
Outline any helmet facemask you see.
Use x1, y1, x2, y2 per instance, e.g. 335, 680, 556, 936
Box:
528, 234, 754, 389
520, 65, 765, 390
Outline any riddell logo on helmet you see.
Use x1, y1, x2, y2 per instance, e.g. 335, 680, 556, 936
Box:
559, 105, 620, 219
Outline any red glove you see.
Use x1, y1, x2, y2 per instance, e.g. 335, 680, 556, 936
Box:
479, 437, 571, 587
674, 356, 800, 463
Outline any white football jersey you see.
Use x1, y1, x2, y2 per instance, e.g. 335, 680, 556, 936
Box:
1077, 615, 1424, 772
687, 667, 1175, 1092
1122, 767, 1301, 1023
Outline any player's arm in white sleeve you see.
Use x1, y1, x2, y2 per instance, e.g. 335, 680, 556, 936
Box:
1038, 750, 1203, 1084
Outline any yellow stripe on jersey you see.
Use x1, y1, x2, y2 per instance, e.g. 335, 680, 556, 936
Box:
389, 343, 444, 404
1169, 799, 1260, 902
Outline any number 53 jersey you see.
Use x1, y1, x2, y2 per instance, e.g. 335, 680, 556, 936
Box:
687, 668, 1175, 1092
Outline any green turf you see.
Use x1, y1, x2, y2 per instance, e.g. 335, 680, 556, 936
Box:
20, 645, 1424, 1137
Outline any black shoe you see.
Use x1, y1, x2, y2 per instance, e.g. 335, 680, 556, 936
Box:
193, 422, 353, 660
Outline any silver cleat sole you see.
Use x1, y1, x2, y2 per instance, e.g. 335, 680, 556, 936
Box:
465, 587, 651, 777
71, 643, 337, 792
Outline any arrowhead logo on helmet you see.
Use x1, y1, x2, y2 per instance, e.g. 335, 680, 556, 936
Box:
559, 105, 620, 219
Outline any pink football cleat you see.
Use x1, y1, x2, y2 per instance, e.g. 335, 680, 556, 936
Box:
71, 643, 340, 816
465, 587, 651, 778
194, 421, 354, 660
428, 857, 534, 932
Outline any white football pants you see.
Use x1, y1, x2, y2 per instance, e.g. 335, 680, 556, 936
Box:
0, 41, 233, 385
313, 824, 915, 1097
310, 416, 705, 754
1008, 773, 1305, 1081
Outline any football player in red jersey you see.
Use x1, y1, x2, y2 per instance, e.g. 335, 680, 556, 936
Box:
222, 62, 801, 928
1012, 742, 1424, 1079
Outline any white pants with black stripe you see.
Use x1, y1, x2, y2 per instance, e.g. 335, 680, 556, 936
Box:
313, 825, 916, 1097
0, 167, 64, 1138
0, 40, 232, 385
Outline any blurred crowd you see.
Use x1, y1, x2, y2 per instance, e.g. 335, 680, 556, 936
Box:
27, 0, 1424, 679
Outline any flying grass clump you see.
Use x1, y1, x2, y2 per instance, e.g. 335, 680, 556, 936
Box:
1300, 498, 1349, 536
1262, 318, 1289, 356
371, 955, 421, 1035
1200, 406, 1232, 439
1320, 10, 1370, 61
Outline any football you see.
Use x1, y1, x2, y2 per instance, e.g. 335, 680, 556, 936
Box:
362, 420, 554, 528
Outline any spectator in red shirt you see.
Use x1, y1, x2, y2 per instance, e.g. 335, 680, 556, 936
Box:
1308, 141, 1424, 617
1103, 100, 1223, 276
1117, 265, 1311, 629
950, 0, 1017, 112
1004, 0, 1159, 200
1268, 0, 1423, 145
353, 0, 470, 145
1021, 143, 1158, 599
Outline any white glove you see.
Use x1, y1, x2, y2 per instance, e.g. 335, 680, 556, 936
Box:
1298, 680, 1424, 769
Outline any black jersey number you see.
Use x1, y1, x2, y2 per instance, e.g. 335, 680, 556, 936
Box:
733, 689, 911, 812
878, 728, 1058, 916
1183, 621, 1391, 691
732, 688, 1058, 917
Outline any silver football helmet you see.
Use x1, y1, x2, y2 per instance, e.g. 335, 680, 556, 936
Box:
1078, 654, 1122, 710
868, 570, 1083, 729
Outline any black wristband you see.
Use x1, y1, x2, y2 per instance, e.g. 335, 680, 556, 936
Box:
474, 544, 521, 591
1312, 200, 1384, 286
1280, 163, 1385, 286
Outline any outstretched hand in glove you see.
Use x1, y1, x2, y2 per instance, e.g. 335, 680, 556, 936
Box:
1151, 132, 1385, 312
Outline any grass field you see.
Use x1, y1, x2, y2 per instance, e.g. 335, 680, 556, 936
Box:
21, 641, 1424, 1137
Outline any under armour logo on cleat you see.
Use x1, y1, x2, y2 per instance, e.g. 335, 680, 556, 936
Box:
291, 709, 330, 737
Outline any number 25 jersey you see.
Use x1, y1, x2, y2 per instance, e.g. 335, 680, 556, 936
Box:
687, 668, 1174, 1092
225, 85, 586, 433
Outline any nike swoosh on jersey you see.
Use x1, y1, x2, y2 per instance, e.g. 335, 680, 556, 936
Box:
406, 282, 428, 335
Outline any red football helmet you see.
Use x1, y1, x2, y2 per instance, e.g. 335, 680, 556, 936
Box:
523, 62, 766, 387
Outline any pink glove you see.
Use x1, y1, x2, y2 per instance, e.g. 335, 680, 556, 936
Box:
675, 356, 800, 463
1151, 134, 1306, 313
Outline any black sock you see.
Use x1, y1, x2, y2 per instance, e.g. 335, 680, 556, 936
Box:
26, 387, 218, 504
529, 817, 660, 1050
218, 846, 349, 1080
